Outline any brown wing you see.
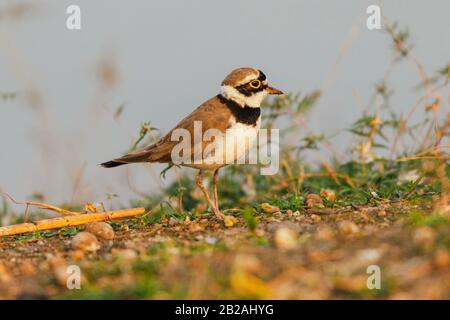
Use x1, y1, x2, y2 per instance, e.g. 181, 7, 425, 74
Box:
101, 96, 232, 167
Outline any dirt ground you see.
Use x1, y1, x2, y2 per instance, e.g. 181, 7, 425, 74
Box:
0, 202, 449, 300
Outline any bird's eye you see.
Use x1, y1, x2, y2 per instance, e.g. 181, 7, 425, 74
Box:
249, 80, 261, 89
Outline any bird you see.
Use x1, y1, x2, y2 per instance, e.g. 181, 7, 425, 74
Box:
101, 67, 283, 220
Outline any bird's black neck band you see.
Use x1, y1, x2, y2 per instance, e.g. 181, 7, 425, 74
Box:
217, 94, 261, 126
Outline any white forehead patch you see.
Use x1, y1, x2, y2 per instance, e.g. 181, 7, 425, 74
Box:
235, 73, 259, 86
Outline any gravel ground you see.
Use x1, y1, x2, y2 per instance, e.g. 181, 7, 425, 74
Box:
0, 202, 449, 299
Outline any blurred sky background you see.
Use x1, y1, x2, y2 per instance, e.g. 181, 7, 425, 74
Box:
0, 0, 449, 208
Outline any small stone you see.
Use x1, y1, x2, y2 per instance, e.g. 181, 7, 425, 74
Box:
19, 260, 36, 276
356, 248, 382, 263
189, 223, 204, 232
406, 260, 432, 280
71, 232, 101, 252
307, 208, 334, 215
377, 210, 386, 217
286, 209, 294, 217
84, 222, 115, 240
338, 221, 360, 235
233, 254, 261, 273
273, 211, 282, 218
195, 234, 204, 241
305, 194, 324, 207
0, 263, 12, 283
224, 215, 238, 228
102, 240, 114, 252
434, 249, 450, 269
255, 229, 265, 237
413, 226, 435, 247
334, 275, 367, 292
315, 226, 335, 241
274, 227, 298, 251
205, 236, 218, 245
70, 249, 85, 261
261, 203, 280, 214
48, 255, 69, 286
311, 214, 321, 222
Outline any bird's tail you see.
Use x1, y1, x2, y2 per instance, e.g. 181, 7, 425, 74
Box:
100, 160, 127, 168
100, 149, 154, 168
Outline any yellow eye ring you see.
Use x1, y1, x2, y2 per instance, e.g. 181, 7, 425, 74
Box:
249, 79, 261, 89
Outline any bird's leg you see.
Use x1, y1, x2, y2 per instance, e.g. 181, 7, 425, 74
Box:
196, 170, 225, 220
213, 169, 220, 210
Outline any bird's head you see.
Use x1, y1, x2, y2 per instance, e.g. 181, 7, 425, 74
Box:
220, 67, 283, 108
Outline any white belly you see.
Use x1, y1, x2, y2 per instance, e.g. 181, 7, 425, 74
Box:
186, 119, 261, 171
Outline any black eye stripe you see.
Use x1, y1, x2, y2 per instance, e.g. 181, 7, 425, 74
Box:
234, 71, 267, 95
235, 82, 266, 96
236, 84, 254, 96
236, 82, 265, 93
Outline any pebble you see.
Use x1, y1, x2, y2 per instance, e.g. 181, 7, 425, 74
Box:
233, 254, 261, 273
434, 249, 450, 269
205, 236, 218, 245
195, 234, 204, 241
84, 222, 115, 240
70, 249, 85, 261
274, 227, 298, 251
356, 248, 382, 263
19, 260, 36, 276
261, 203, 280, 214
338, 221, 360, 235
272, 211, 282, 218
0, 263, 12, 282
315, 226, 335, 241
189, 223, 204, 232
255, 229, 265, 237
412, 226, 436, 247
224, 215, 238, 228
377, 210, 386, 217
48, 255, 69, 286
71, 231, 101, 252
307, 208, 334, 215
305, 194, 324, 207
